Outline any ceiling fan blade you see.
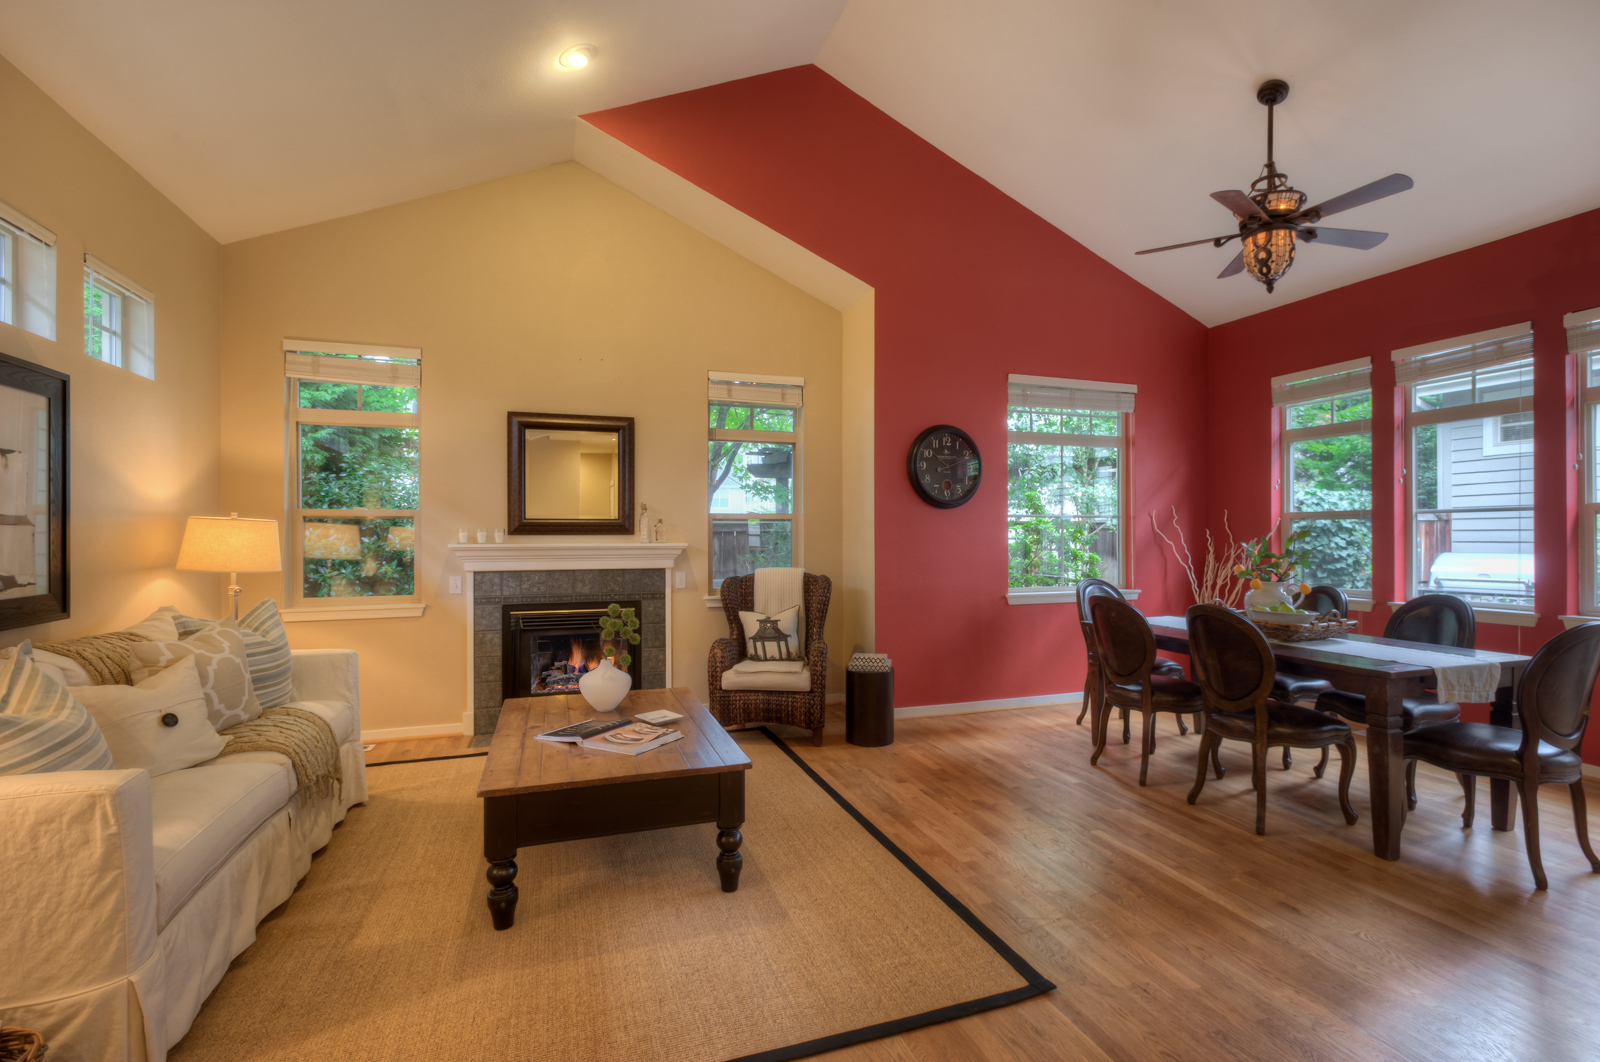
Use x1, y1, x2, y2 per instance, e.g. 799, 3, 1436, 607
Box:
1299, 226, 1388, 250
1135, 235, 1237, 255
1211, 190, 1269, 220
1217, 250, 1245, 279
1295, 174, 1413, 220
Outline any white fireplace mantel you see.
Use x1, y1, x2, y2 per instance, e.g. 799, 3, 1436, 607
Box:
450, 541, 688, 736
447, 541, 687, 571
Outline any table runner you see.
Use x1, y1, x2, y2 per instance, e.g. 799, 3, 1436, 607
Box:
1144, 617, 1510, 703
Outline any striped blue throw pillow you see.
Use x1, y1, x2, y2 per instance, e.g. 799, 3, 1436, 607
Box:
0, 641, 114, 775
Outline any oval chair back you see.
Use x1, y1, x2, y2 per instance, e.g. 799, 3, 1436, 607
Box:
1074, 579, 1126, 726
1185, 604, 1276, 722
1517, 621, 1600, 760
1296, 584, 1349, 619
1088, 595, 1156, 688
1386, 594, 1475, 648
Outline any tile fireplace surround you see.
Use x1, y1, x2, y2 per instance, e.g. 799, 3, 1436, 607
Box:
448, 542, 687, 736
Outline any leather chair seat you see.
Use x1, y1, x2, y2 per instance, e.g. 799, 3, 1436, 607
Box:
1315, 688, 1462, 730
1207, 700, 1352, 744
1152, 658, 1186, 678
1104, 673, 1203, 712
1272, 675, 1334, 703
1404, 722, 1584, 783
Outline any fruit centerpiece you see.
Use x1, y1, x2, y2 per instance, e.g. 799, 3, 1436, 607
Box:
1235, 526, 1314, 619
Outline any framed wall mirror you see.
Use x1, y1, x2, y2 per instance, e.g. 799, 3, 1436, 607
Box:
0, 350, 68, 631
507, 412, 634, 535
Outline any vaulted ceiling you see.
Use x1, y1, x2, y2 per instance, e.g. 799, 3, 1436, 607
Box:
4, 0, 1598, 325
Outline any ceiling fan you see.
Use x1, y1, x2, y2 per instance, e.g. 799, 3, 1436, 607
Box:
1136, 79, 1413, 293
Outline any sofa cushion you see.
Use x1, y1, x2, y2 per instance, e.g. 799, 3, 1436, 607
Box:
721, 664, 812, 692
75, 656, 225, 777
236, 599, 295, 709
0, 642, 114, 775
150, 761, 293, 927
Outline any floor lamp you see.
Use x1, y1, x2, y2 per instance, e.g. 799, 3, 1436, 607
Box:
177, 513, 282, 619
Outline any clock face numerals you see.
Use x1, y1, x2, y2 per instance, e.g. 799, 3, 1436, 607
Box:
907, 425, 981, 508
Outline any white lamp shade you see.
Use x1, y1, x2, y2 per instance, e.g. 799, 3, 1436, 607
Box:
176, 515, 282, 573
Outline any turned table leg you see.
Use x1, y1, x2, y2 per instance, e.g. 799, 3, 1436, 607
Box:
718, 770, 746, 893
483, 795, 520, 929
486, 858, 519, 930
717, 828, 744, 892
1490, 682, 1518, 832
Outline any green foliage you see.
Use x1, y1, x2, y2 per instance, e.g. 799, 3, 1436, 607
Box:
299, 424, 419, 511
1238, 527, 1311, 584
1285, 394, 1374, 590
301, 518, 414, 598
1006, 430, 1118, 587
707, 404, 794, 515
599, 604, 640, 670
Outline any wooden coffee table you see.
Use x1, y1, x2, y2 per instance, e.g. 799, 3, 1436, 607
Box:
476, 687, 751, 930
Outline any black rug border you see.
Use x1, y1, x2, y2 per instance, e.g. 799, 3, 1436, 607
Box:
366, 751, 487, 767
721, 727, 1056, 1062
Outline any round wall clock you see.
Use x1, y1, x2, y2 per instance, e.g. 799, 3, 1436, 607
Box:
907, 425, 982, 508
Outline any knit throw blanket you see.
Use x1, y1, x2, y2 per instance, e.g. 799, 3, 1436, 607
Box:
220, 707, 342, 805
34, 631, 151, 685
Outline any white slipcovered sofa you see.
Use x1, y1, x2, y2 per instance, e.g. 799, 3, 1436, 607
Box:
0, 649, 368, 1062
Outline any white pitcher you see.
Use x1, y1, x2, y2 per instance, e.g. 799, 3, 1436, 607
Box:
578, 657, 633, 713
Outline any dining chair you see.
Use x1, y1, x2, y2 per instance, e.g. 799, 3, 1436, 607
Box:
1185, 604, 1358, 835
1272, 583, 1350, 769
1088, 595, 1208, 784
1312, 593, 1475, 807
1075, 579, 1187, 744
1403, 621, 1600, 890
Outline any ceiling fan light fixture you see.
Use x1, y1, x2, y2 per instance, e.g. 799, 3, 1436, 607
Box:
1243, 226, 1296, 293
558, 44, 596, 69
1262, 188, 1305, 214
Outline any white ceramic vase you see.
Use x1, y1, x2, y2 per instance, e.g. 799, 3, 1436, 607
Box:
1244, 581, 1295, 613
579, 657, 632, 713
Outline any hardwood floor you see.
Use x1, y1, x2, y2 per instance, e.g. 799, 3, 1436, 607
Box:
370, 704, 1600, 1062
363, 733, 480, 765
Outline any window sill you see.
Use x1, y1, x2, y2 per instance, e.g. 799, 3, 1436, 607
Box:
705, 596, 724, 609
1388, 601, 1537, 628
280, 603, 427, 622
1007, 587, 1140, 606
1346, 598, 1374, 613
1561, 615, 1600, 630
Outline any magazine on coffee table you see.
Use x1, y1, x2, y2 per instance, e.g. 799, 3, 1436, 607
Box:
536, 717, 636, 743
580, 721, 685, 756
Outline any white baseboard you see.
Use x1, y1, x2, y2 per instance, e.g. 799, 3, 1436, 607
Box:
463, 711, 474, 737
1585, 762, 1599, 779
895, 692, 1082, 719
360, 723, 468, 742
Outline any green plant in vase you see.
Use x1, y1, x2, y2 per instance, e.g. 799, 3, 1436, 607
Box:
599, 604, 641, 670
1234, 526, 1313, 612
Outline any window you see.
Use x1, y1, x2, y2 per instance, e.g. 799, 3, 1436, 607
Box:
1570, 307, 1600, 615
285, 339, 420, 604
82, 255, 154, 378
1006, 375, 1133, 590
1395, 323, 1534, 610
0, 199, 56, 340
707, 372, 802, 591
1273, 359, 1372, 598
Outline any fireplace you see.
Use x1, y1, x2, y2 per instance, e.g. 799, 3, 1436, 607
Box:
501, 600, 643, 700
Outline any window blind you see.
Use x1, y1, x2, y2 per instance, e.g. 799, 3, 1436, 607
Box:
1270, 357, 1370, 407
1007, 377, 1135, 414
0, 202, 55, 340
1391, 322, 1533, 387
0, 198, 55, 247
284, 339, 422, 388
708, 372, 803, 407
1564, 306, 1600, 356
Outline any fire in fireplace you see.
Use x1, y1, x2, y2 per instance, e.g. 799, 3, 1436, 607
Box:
503, 601, 643, 699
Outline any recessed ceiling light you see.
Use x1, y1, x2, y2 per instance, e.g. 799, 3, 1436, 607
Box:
559, 45, 596, 69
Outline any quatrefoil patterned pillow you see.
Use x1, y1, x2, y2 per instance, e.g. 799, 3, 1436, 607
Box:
129, 618, 263, 732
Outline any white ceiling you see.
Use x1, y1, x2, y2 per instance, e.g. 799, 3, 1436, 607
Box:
3, 0, 1599, 325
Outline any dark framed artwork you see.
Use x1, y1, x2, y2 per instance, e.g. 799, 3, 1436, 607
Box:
0, 351, 67, 631
507, 412, 635, 535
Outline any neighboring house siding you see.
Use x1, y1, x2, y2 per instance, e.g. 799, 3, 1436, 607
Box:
1439, 419, 1531, 553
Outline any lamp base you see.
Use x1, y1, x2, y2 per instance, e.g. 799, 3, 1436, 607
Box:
228, 574, 241, 621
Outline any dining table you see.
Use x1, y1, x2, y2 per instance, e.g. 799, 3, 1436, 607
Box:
1144, 615, 1533, 861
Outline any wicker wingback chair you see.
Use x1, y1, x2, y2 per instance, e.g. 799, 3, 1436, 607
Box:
708, 571, 831, 745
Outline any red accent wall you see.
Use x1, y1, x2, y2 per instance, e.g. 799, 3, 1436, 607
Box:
1207, 207, 1600, 761
586, 66, 1209, 709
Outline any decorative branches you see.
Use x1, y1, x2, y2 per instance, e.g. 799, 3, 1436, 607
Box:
1150, 507, 1246, 608
599, 603, 641, 670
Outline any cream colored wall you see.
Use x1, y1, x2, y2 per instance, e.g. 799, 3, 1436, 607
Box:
0, 53, 221, 646
221, 162, 843, 733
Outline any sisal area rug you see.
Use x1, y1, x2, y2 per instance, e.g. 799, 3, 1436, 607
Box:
169, 730, 1051, 1062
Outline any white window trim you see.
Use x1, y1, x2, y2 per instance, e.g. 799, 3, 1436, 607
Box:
287, 341, 422, 610
707, 372, 803, 594
83, 255, 154, 378
1399, 325, 1536, 612
0, 200, 55, 340
1574, 310, 1600, 616
1006, 375, 1132, 592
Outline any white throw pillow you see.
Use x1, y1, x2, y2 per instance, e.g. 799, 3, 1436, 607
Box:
738, 605, 803, 662
124, 606, 183, 642
129, 619, 262, 731
0, 641, 114, 775
74, 656, 224, 777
